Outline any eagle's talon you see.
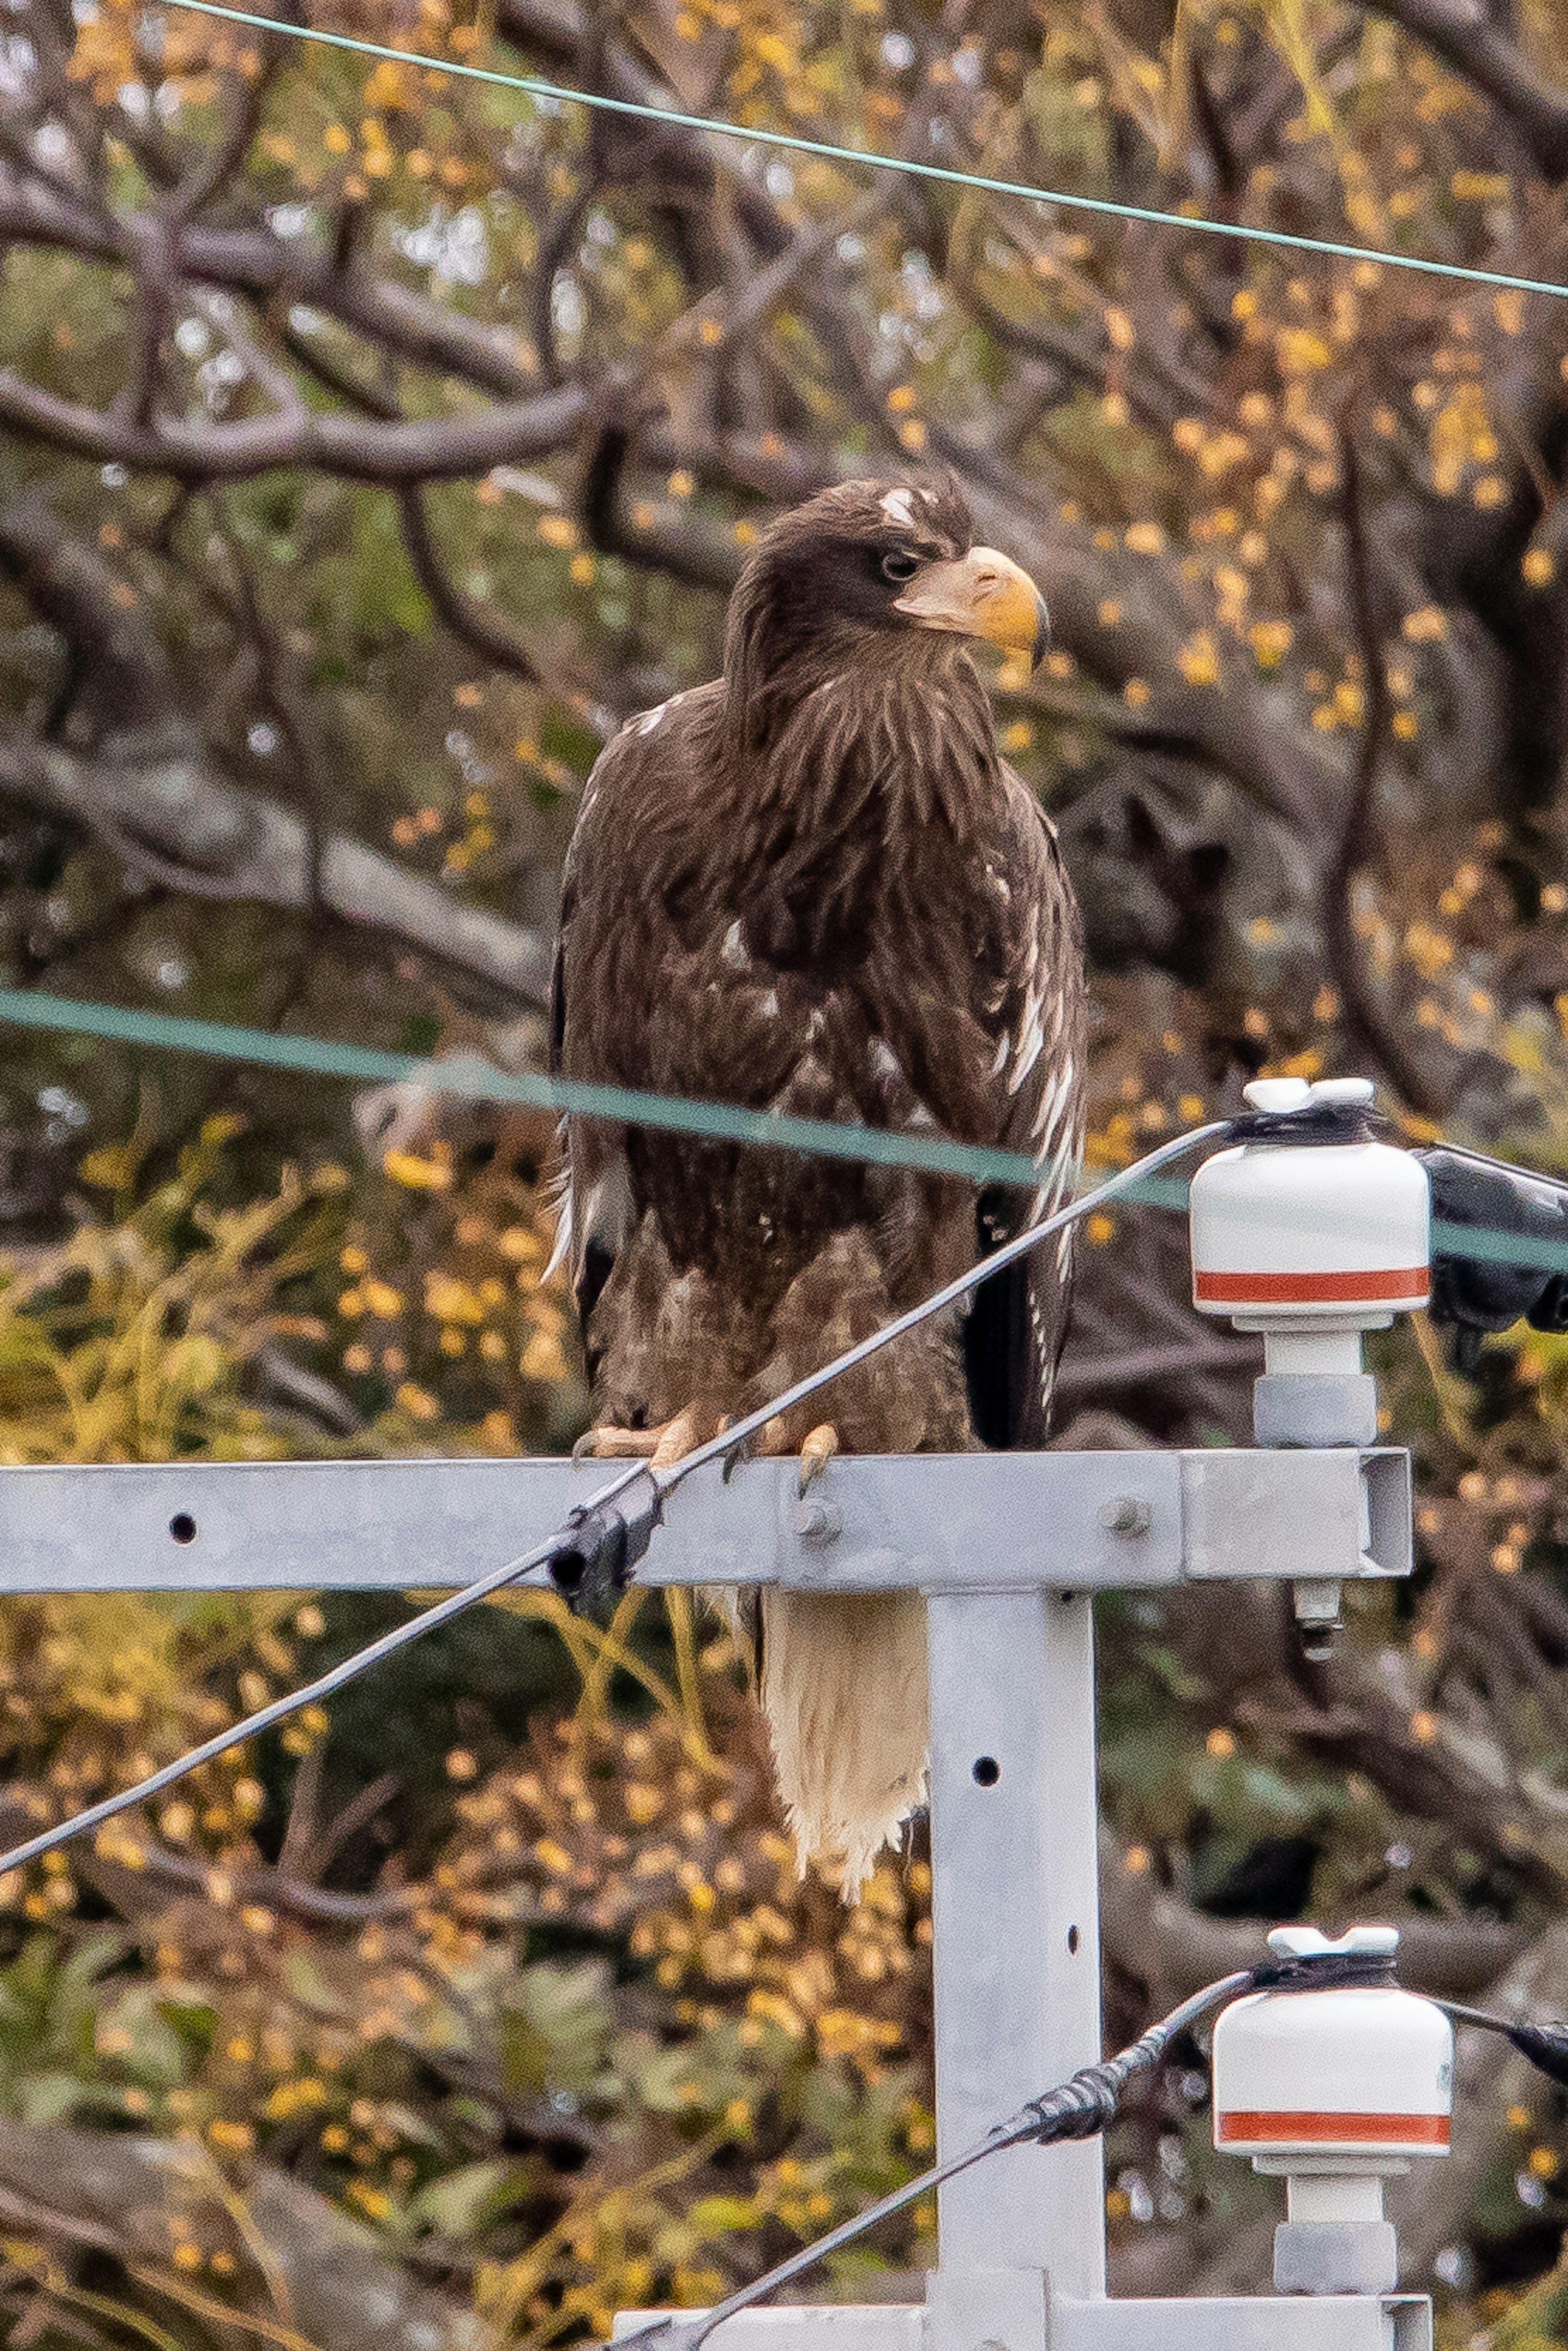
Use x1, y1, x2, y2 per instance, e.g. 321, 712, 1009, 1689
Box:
718, 1417, 753, 1483
797, 1424, 840, 1496
577, 1403, 726, 1467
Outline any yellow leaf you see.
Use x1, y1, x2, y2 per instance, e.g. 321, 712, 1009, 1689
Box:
1276, 328, 1332, 374
1402, 606, 1448, 642
382, 1149, 452, 1191
80, 1146, 137, 1191
1177, 631, 1220, 686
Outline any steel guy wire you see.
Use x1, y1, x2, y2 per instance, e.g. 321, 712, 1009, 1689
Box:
641, 1119, 1233, 1503
0, 1481, 629, 1881
5, 985, 1568, 1278
1, 987, 1564, 1271
0, 1121, 1228, 1882
154, 0, 1568, 305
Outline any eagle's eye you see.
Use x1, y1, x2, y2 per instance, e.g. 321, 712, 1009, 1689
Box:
880, 549, 920, 584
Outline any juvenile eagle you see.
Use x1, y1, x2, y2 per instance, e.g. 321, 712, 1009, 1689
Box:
551, 479, 1086, 1894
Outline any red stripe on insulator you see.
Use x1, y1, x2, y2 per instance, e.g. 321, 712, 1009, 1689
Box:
1216, 2110, 1450, 2146
1194, 1267, 1430, 1304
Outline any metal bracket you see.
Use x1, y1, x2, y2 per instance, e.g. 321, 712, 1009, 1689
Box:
0, 1445, 1426, 2351
0, 1447, 1408, 1596
612, 2298, 1432, 2351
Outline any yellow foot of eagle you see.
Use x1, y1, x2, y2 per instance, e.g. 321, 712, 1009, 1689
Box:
575, 1398, 728, 1470
578, 1406, 839, 1492
760, 1417, 839, 1494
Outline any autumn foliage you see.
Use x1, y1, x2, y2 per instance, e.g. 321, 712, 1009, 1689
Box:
3, 0, 1568, 2338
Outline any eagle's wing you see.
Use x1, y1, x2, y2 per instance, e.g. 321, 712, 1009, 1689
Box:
961, 767, 1086, 1451
548, 717, 652, 1337
548, 683, 731, 1348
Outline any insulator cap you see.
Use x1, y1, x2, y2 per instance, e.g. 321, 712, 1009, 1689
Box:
1213, 1928, 1453, 2163
1191, 1081, 1430, 1326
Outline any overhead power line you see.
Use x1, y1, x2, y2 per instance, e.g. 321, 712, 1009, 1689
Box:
7, 987, 1568, 1275
159, 0, 1568, 305
0, 986, 1188, 1201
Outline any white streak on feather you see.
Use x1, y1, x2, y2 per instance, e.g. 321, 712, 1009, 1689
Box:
541, 1189, 572, 1283
879, 487, 917, 530
1008, 995, 1046, 1094
1031, 1065, 1067, 1142
1036, 1084, 1077, 1169
722, 919, 748, 970
572, 1158, 634, 1286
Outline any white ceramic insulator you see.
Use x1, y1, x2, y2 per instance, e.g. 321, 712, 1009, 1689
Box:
1190, 1096, 1431, 1332
1286, 2174, 1387, 2226
1212, 1937, 1453, 2165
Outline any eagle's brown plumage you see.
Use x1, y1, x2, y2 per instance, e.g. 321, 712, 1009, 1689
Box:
551, 480, 1086, 1893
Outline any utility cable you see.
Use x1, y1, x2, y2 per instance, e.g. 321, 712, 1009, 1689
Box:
549, 1117, 1230, 1611
606, 1952, 1568, 2351
156, 0, 1568, 305
0, 1122, 1227, 1881
0, 1468, 639, 1880
1437, 2000, 1568, 2085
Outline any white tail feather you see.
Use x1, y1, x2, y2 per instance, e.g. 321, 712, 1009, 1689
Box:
760, 1588, 929, 1900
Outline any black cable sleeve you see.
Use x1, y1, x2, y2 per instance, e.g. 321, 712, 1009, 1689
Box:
1439, 2001, 1568, 2087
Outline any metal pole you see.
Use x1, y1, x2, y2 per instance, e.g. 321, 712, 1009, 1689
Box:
926, 1587, 1106, 2338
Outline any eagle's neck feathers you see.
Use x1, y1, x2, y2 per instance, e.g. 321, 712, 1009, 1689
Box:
709, 626, 1003, 865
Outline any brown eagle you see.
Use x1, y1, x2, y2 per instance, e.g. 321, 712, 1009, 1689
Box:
550, 479, 1086, 1895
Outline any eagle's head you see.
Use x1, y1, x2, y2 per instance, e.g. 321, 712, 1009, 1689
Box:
724, 479, 1049, 701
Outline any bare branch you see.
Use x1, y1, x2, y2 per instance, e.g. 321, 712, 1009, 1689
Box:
0, 182, 546, 405
1322, 418, 1444, 1113
1055, 1335, 1257, 1402
0, 366, 587, 485
1098, 1826, 1527, 2010
0, 724, 553, 1006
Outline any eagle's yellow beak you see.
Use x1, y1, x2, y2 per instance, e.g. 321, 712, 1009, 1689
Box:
893, 547, 1049, 669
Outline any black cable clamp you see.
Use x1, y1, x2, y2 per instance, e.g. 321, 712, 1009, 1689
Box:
1013, 1949, 1399, 2151
1441, 2001, 1568, 2086
1418, 1143, 1568, 1370
550, 1476, 663, 1621
1251, 1948, 1399, 1994
1229, 1099, 1381, 1148
1017, 2062, 1123, 2143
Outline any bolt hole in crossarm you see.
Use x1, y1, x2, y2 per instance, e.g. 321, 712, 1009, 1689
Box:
972, 1755, 1000, 1787
169, 1512, 197, 1545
